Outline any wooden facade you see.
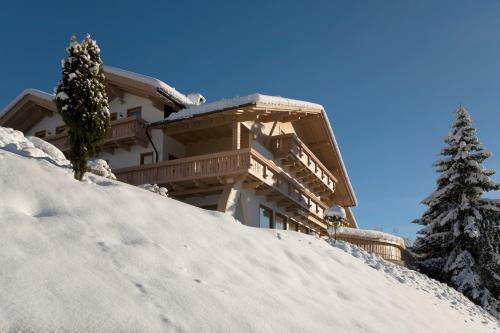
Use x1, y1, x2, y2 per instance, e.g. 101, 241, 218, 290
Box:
45, 116, 149, 153
0, 66, 361, 237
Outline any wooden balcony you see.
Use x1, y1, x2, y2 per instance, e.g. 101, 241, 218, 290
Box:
114, 148, 328, 229
269, 134, 337, 197
45, 116, 148, 153
115, 149, 251, 186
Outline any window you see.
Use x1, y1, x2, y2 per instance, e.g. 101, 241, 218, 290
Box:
34, 130, 46, 138
55, 125, 66, 134
287, 220, 298, 232
140, 152, 154, 165
110, 112, 118, 121
259, 206, 273, 228
275, 214, 286, 230
127, 107, 142, 119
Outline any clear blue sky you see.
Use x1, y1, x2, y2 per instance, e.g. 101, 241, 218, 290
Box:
1, 1, 499, 239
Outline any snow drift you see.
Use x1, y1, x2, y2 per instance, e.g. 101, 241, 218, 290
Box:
0, 127, 497, 332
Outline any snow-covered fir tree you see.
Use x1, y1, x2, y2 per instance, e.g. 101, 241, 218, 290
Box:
54, 34, 110, 180
412, 106, 500, 318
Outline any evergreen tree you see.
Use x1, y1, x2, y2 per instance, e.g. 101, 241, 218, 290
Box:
412, 106, 500, 318
54, 34, 110, 180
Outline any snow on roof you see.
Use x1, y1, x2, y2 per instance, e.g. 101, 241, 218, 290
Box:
166, 93, 324, 121
0, 89, 54, 119
1, 131, 497, 329
337, 227, 405, 248
103, 66, 202, 107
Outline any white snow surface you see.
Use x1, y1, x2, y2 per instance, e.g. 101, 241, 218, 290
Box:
139, 183, 169, 197
0, 127, 69, 167
337, 227, 406, 248
167, 93, 324, 121
0, 128, 497, 332
87, 159, 117, 180
103, 66, 201, 107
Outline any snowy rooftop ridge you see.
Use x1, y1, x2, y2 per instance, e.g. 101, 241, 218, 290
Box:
0, 89, 54, 118
337, 227, 405, 248
166, 93, 325, 121
103, 66, 202, 107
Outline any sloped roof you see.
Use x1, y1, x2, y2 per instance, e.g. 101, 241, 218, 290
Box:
0, 89, 54, 118
103, 66, 202, 108
166, 93, 324, 121
162, 93, 357, 207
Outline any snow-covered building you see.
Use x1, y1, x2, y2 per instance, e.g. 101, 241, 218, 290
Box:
0, 66, 358, 235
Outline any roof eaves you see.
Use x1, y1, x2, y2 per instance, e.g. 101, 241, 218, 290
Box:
0, 89, 54, 120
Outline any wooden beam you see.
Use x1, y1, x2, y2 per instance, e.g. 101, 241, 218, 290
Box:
277, 199, 291, 207
308, 140, 330, 150
255, 188, 273, 196
266, 193, 281, 201
171, 185, 224, 197
193, 179, 207, 188
232, 122, 241, 150
242, 181, 262, 189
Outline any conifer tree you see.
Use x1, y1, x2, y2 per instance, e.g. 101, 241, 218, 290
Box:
54, 34, 110, 180
412, 106, 500, 318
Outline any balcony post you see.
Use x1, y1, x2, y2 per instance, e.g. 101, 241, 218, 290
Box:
232, 122, 241, 150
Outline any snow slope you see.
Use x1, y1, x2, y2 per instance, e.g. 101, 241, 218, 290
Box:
0, 128, 497, 332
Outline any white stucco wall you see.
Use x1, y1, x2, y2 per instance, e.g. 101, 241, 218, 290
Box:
22, 92, 179, 170
100, 93, 165, 168
25, 114, 64, 137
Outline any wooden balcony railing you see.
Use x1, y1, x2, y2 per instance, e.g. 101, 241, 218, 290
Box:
115, 149, 252, 185
248, 150, 327, 223
269, 134, 337, 194
45, 116, 148, 153
114, 148, 328, 224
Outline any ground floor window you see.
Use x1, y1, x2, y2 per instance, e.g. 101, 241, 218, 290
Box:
259, 206, 273, 228
287, 220, 299, 231
275, 214, 286, 230
55, 125, 66, 134
127, 106, 142, 119
34, 130, 46, 138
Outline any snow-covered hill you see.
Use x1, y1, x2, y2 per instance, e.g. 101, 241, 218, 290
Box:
0, 127, 497, 332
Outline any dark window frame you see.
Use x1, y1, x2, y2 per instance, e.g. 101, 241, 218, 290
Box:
55, 125, 66, 134
259, 205, 273, 229
127, 107, 142, 119
140, 152, 154, 165
275, 213, 286, 230
168, 153, 179, 160
34, 130, 47, 138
